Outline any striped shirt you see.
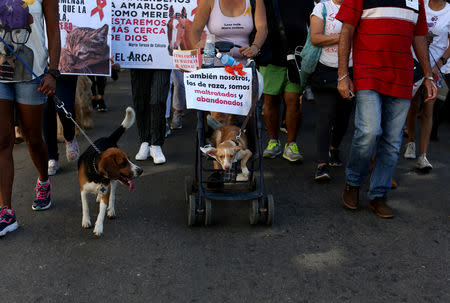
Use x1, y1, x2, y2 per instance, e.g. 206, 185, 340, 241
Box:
336, 0, 428, 99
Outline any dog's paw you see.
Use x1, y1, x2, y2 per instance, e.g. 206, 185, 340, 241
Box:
93, 224, 103, 236
237, 173, 249, 182
81, 218, 92, 229
107, 209, 116, 219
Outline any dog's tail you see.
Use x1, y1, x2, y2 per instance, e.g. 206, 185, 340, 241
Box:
108, 107, 136, 144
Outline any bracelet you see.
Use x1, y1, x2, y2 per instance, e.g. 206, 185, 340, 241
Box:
251, 44, 260, 55
425, 76, 434, 81
337, 73, 349, 82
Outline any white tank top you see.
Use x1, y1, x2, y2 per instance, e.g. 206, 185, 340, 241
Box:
207, 0, 254, 60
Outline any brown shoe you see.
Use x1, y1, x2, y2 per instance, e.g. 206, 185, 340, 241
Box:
369, 197, 394, 218
342, 183, 359, 210
391, 179, 398, 189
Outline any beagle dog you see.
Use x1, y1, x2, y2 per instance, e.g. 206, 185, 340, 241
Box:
206, 125, 252, 181
78, 107, 142, 236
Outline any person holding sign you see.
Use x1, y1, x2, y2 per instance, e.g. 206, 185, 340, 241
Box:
0, 0, 61, 236
189, 0, 268, 62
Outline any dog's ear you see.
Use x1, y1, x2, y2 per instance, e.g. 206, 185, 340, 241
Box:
98, 153, 121, 180
205, 148, 217, 160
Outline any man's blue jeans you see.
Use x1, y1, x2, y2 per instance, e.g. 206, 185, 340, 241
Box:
346, 90, 411, 199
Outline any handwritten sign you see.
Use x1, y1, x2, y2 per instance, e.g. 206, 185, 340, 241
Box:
173, 49, 202, 72
184, 68, 253, 116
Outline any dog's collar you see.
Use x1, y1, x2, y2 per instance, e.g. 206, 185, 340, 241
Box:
92, 153, 101, 175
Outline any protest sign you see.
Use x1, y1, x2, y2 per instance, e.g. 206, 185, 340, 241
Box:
58, 0, 112, 76
111, 0, 205, 69
184, 68, 253, 116
173, 49, 202, 72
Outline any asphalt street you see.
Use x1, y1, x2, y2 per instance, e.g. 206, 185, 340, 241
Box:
2, 72, 450, 303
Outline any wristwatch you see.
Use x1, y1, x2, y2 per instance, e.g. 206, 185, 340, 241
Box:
440, 57, 448, 65
48, 69, 61, 79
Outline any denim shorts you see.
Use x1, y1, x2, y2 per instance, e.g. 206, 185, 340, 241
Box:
0, 77, 47, 105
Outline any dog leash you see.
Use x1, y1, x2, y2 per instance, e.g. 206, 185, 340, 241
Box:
0, 37, 102, 154
235, 59, 259, 143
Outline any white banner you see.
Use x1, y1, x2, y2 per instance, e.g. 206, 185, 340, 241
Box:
58, 0, 112, 76
185, 68, 253, 116
111, 0, 204, 69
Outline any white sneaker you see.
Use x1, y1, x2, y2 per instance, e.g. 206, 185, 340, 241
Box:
48, 160, 59, 176
417, 154, 432, 171
66, 137, 80, 162
404, 142, 416, 159
135, 142, 150, 160
150, 145, 166, 164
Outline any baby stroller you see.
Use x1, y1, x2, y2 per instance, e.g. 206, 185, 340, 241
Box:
185, 41, 274, 226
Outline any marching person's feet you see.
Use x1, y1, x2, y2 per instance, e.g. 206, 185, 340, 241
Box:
48, 159, 59, 176
97, 98, 107, 112
170, 111, 183, 129
14, 126, 24, 144
66, 137, 80, 162
0, 206, 18, 237
150, 145, 166, 164
328, 149, 343, 167
32, 179, 52, 211
283, 142, 303, 162
135, 142, 150, 160
404, 142, 416, 159
369, 196, 393, 218
417, 154, 433, 172
91, 97, 98, 110
342, 183, 359, 210
263, 140, 282, 158
314, 164, 331, 181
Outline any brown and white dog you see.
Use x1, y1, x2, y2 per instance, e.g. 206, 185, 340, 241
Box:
77, 107, 142, 236
206, 125, 252, 181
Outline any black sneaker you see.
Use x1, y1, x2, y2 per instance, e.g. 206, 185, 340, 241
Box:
32, 179, 52, 211
0, 206, 18, 236
91, 98, 99, 110
328, 149, 343, 167
315, 165, 331, 181
97, 99, 107, 112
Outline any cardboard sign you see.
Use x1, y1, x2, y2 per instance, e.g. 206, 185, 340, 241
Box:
111, 1, 205, 69
173, 49, 202, 72
184, 68, 253, 116
58, 0, 112, 76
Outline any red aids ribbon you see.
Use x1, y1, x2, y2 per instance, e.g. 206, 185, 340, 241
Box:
91, 0, 107, 21
191, 0, 200, 16
224, 62, 246, 77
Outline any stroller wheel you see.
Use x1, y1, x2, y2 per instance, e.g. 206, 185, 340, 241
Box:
185, 176, 193, 203
265, 194, 275, 226
249, 199, 260, 225
204, 199, 212, 226
187, 195, 198, 227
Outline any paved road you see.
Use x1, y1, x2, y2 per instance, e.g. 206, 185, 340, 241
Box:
2, 72, 449, 302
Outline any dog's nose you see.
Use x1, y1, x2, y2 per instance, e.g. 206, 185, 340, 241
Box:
136, 167, 143, 176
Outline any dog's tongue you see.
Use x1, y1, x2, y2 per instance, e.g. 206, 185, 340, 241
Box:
128, 180, 135, 192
